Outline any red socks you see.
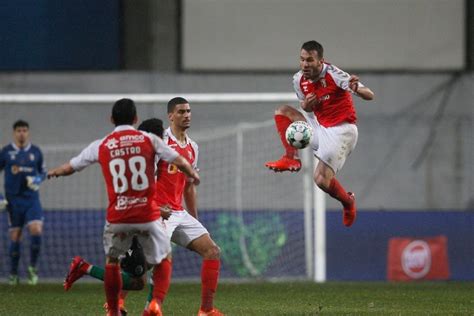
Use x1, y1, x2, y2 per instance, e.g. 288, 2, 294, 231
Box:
275, 114, 297, 158
104, 264, 122, 315
201, 259, 220, 312
152, 258, 172, 304
327, 178, 352, 207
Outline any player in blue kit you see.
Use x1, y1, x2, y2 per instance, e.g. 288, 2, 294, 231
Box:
0, 120, 46, 285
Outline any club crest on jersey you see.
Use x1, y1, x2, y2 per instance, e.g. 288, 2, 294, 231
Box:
11, 165, 19, 174
29, 153, 35, 161
320, 79, 327, 87
8, 151, 16, 160
105, 138, 119, 150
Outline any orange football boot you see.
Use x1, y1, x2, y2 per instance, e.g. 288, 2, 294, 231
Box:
104, 298, 128, 316
147, 299, 163, 316
64, 256, 89, 291
265, 155, 301, 172
343, 192, 357, 227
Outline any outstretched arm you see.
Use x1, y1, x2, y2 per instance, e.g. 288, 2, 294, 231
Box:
349, 75, 374, 100
47, 162, 76, 178
48, 139, 100, 179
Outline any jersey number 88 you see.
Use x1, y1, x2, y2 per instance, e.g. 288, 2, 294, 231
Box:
109, 156, 149, 193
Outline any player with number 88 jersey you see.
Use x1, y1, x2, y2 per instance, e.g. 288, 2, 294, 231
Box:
48, 98, 199, 316
96, 129, 166, 224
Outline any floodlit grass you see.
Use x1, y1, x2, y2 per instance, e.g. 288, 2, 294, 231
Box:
0, 281, 472, 315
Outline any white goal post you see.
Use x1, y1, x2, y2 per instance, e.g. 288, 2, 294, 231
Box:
0, 92, 326, 282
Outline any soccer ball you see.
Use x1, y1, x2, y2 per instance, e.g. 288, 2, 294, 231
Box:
285, 121, 313, 149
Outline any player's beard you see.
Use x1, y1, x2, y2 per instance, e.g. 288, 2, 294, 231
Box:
303, 68, 316, 80
303, 64, 322, 80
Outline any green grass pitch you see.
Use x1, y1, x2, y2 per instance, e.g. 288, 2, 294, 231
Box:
0, 281, 472, 315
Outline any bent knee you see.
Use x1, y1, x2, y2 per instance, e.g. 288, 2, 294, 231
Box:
28, 222, 43, 235
275, 104, 294, 116
203, 244, 221, 260
314, 174, 330, 191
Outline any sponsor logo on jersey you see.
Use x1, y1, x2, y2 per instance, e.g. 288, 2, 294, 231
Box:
116, 196, 148, 210
119, 134, 146, 148
302, 81, 310, 93
105, 138, 119, 149
120, 135, 145, 142
319, 95, 330, 102
11, 165, 34, 174
401, 240, 431, 279
167, 163, 179, 174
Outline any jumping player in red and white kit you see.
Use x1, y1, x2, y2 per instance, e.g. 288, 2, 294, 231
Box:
265, 41, 374, 227
47, 98, 200, 316
142, 97, 223, 316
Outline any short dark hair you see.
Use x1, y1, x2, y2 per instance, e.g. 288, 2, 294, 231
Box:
138, 118, 164, 138
301, 41, 324, 59
112, 98, 137, 126
167, 97, 189, 114
13, 120, 29, 130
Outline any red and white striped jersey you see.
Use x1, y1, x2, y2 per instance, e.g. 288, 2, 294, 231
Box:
293, 62, 363, 128
155, 128, 198, 211
70, 125, 178, 224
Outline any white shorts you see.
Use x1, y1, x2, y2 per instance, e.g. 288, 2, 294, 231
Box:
302, 111, 358, 173
163, 211, 209, 247
103, 219, 171, 265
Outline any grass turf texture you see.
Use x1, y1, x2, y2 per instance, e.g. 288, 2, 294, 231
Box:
0, 282, 472, 315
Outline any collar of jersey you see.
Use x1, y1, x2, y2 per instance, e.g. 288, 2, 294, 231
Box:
11, 142, 31, 151
113, 125, 136, 132
304, 63, 327, 83
165, 127, 189, 148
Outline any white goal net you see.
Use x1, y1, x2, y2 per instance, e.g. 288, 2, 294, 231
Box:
0, 94, 325, 281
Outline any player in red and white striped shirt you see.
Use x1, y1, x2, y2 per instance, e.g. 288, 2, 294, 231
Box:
265, 41, 374, 227
48, 98, 199, 316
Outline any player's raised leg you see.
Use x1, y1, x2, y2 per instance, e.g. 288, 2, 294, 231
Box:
313, 161, 356, 227
64, 256, 144, 291
265, 105, 306, 172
